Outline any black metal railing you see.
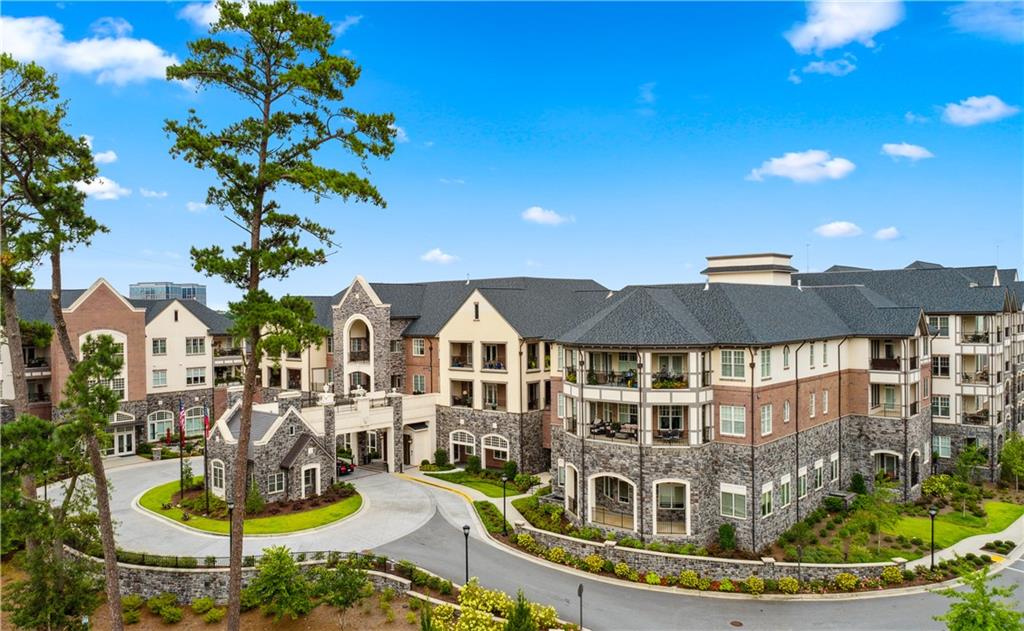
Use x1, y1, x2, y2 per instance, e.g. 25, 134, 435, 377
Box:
870, 357, 900, 371
350, 350, 370, 362
450, 356, 473, 369
651, 372, 689, 389
586, 370, 638, 388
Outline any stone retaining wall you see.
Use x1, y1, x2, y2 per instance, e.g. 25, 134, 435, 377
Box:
514, 523, 904, 582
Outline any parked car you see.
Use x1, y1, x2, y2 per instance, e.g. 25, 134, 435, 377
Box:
337, 460, 356, 476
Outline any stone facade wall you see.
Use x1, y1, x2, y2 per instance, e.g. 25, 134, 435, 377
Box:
436, 405, 540, 472
841, 409, 931, 501
515, 524, 903, 582
387, 319, 412, 389
932, 420, 1005, 481
332, 281, 392, 395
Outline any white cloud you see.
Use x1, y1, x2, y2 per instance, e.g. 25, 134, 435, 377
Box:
420, 248, 457, 264
874, 226, 901, 240
525, 259, 542, 268
177, 2, 220, 28
802, 57, 857, 77
814, 221, 863, 238
904, 111, 929, 124
140, 188, 168, 198
185, 201, 208, 213
942, 95, 1020, 126
947, 2, 1023, 43
747, 149, 856, 183
0, 15, 179, 86
785, 1, 904, 54
390, 124, 409, 143
787, 69, 803, 84
332, 15, 363, 36
75, 176, 130, 200
521, 206, 571, 225
881, 142, 934, 161
93, 150, 117, 164
439, 178, 465, 185
637, 82, 656, 105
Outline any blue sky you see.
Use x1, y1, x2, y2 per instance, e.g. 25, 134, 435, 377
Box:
3, 1, 1022, 309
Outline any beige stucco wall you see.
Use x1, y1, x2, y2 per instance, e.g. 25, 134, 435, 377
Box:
145, 301, 212, 394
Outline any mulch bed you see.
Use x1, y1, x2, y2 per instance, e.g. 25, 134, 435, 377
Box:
172, 483, 356, 520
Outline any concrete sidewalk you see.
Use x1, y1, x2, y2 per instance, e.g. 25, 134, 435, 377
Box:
906, 507, 1024, 568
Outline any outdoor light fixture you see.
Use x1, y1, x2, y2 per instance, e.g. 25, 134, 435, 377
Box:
928, 506, 939, 570
577, 583, 584, 630
462, 524, 471, 583
501, 475, 509, 536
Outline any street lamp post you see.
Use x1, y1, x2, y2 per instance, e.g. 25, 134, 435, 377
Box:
462, 524, 470, 584
577, 583, 584, 630
227, 499, 236, 564
501, 475, 508, 536
929, 506, 938, 570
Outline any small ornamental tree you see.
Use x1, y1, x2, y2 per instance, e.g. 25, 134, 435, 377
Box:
164, 4, 395, 626
923, 474, 953, 503
934, 566, 1023, 631
242, 546, 313, 622
849, 474, 900, 554
953, 445, 987, 516
504, 590, 538, 631
999, 434, 1024, 492
311, 562, 369, 627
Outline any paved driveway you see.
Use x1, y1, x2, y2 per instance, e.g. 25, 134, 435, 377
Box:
58, 459, 1024, 631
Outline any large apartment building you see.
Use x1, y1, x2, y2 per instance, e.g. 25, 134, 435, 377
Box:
0, 279, 241, 455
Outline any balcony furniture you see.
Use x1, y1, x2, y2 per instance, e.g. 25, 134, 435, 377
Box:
483, 361, 505, 370
652, 372, 688, 389
962, 332, 989, 343
451, 357, 472, 368
25, 357, 49, 368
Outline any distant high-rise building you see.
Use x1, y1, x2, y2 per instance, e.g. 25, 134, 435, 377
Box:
129, 282, 207, 305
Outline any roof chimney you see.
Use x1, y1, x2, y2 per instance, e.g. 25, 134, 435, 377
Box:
702, 252, 797, 286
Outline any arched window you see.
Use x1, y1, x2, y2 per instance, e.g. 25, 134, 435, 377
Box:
147, 410, 174, 442
185, 407, 205, 437
450, 429, 475, 464
211, 460, 225, 492
482, 434, 510, 464
783, 346, 791, 369
591, 474, 636, 531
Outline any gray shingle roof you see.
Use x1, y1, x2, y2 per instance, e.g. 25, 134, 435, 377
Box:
13, 289, 86, 324
824, 265, 871, 272
128, 298, 234, 335
794, 267, 1010, 314
998, 269, 1018, 285
1010, 282, 1024, 309
300, 292, 343, 329
905, 260, 944, 270
224, 409, 279, 459
556, 282, 918, 347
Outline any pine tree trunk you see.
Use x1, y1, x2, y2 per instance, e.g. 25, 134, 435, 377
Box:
86, 434, 124, 630
226, 337, 260, 630
49, 248, 76, 369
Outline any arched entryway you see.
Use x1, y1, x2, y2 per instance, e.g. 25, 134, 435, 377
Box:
449, 429, 475, 464
481, 434, 510, 469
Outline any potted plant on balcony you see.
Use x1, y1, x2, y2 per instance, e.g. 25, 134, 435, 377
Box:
587, 369, 598, 385
610, 421, 621, 436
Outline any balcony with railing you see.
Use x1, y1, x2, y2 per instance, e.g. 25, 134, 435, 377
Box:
349, 338, 370, 362
585, 370, 639, 389
481, 344, 507, 371
450, 380, 473, 408
870, 357, 900, 371
481, 383, 507, 412
961, 330, 991, 344
450, 342, 473, 370
963, 409, 990, 425
526, 343, 540, 372
651, 371, 689, 389
28, 390, 51, 404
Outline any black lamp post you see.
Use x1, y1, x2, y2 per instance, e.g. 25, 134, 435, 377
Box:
462, 524, 470, 584
577, 583, 584, 630
929, 506, 938, 570
501, 475, 508, 536
227, 498, 236, 562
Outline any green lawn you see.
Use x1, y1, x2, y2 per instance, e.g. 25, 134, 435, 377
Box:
138, 479, 362, 534
886, 501, 1024, 550
424, 471, 509, 498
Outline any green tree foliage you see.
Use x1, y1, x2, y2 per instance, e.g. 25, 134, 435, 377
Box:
244, 478, 265, 516
934, 566, 1023, 631
17, 319, 53, 349
242, 546, 313, 622
310, 563, 369, 612
164, 4, 395, 625
849, 475, 901, 553
923, 474, 954, 503
504, 590, 538, 631
1000, 434, 1024, 492
953, 445, 987, 517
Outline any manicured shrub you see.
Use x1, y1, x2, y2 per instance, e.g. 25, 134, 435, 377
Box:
465, 455, 482, 475
697, 577, 712, 591
718, 523, 736, 551
849, 473, 867, 494
160, 606, 183, 624
910, 536, 924, 546
678, 570, 699, 588
880, 566, 904, 585
204, 555, 217, 567
745, 576, 765, 595
503, 460, 518, 480
980, 554, 993, 564
719, 579, 734, 592
191, 597, 215, 614
147, 593, 178, 616
613, 562, 631, 578
583, 554, 605, 573
902, 569, 915, 582
617, 537, 643, 549
834, 572, 858, 591
546, 547, 566, 564
123, 609, 141, 625
778, 576, 800, 594
434, 449, 449, 467
122, 594, 144, 612
645, 572, 661, 585
628, 569, 640, 582
203, 607, 226, 624
245, 479, 265, 515
823, 496, 845, 513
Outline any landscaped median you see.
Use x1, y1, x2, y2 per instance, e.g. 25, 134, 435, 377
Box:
424, 469, 540, 498
137, 479, 362, 535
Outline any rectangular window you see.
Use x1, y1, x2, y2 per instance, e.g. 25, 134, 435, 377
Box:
658, 484, 687, 509
557, 393, 566, 418
719, 405, 746, 437
931, 395, 950, 418
760, 349, 771, 380
185, 337, 205, 355
760, 404, 772, 436
823, 389, 829, 414
658, 405, 684, 431
933, 355, 950, 377
933, 435, 951, 458
779, 476, 791, 508
412, 374, 425, 394
760, 485, 773, 518
110, 377, 125, 400
929, 316, 950, 337
152, 338, 167, 356
721, 350, 745, 379
783, 346, 791, 369
268, 472, 286, 494
810, 342, 815, 367
152, 369, 167, 388
618, 404, 638, 424
823, 341, 829, 366
783, 400, 790, 423
798, 468, 807, 498
830, 452, 839, 482
412, 338, 425, 356
390, 339, 403, 353
814, 460, 824, 489
186, 367, 206, 386
720, 485, 747, 519
809, 392, 816, 418
390, 375, 403, 390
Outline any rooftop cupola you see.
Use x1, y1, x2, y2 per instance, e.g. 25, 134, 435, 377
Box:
702, 253, 797, 286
